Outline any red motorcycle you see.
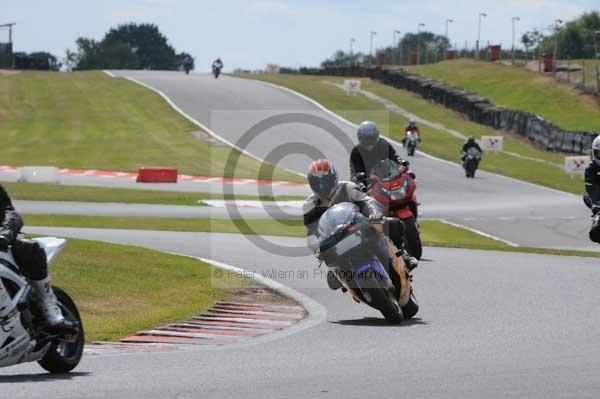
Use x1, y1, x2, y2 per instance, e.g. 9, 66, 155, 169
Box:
368, 159, 422, 259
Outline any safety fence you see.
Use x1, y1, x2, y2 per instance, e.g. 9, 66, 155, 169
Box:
291, 66, 598, 155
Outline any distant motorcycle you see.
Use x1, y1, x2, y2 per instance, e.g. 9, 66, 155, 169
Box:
462, 147, 482, 178
184, 64, 192, 75
212, 65, 222, 79
318, 202, 418, 323
405, 131, 420, 156
0, 237, 84, 373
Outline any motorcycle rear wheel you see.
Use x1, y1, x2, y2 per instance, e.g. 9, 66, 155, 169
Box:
38, 287, 85, 374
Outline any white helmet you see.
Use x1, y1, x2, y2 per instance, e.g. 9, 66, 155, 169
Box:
593, 136, 600, 166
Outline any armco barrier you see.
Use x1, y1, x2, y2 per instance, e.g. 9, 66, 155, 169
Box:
303, 66, 598, 155
136, 167, 178, 183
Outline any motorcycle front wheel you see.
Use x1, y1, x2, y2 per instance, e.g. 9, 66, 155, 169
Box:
363, 287, 403, 324
38, 286, 85, 374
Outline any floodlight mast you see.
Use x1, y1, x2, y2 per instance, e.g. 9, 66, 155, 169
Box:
0, 23, 16, 43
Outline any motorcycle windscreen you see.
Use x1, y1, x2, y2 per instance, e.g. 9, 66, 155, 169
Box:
370, 159, 401, 182
317, 202, 359, 238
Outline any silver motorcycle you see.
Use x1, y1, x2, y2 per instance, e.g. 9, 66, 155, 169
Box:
0, 237, 84, 373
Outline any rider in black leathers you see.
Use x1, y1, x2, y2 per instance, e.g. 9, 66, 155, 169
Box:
0, 185, 71, 329
347, 122, 418, 270
349, 121, 410, 179
461, 136, 483, 161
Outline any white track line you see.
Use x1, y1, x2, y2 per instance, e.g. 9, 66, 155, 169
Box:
435, 219, 520, 247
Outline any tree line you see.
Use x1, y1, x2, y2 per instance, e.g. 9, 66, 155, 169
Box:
10, 23, 193, 71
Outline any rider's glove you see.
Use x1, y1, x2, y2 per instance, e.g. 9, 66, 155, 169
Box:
313, 248, 322, 261
369, 210, 383, 222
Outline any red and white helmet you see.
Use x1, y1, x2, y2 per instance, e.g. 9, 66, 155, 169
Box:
308, 159, 338, 198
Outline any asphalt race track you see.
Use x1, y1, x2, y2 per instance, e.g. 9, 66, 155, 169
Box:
1, 71, 599, 398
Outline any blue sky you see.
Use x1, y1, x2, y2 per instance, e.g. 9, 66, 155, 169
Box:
3, 0, 598, 71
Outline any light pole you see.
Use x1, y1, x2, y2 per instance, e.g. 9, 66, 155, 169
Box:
349, 38, 356, 66
511, 17, 520, 64
476, 12, 487, 59
417, 23, 425, 64
393, 30, 401, 64
370, 31, 377, 65
553, 19, 563, 75
445, 19, 453, 39
446, 19, 454, 59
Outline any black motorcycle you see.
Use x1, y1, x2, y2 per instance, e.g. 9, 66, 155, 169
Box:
462, 147, 482, 178
318, 202, 418, 323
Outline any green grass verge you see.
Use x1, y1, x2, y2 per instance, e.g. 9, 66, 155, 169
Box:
4, 182, 305, 205
25, 214, 307, 236
404, 59, 600, 132
27, 214, 600, 259
236, 73, 584, 195
0, 70, 301, 182
51, 237, 241, 342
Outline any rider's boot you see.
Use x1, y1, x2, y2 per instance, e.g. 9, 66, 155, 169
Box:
327, 270, 342, 290
30, 277, 74, 331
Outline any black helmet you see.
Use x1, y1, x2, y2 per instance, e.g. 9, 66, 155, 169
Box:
467, 136, 475, 143
308, 159, 338, 198
357, 121, 380, 151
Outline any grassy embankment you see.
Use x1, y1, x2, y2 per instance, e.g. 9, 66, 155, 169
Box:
0, 70, 301, 182
404, 59, 600, 131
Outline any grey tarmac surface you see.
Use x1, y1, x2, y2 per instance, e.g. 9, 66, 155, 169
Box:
1, 227, 599, 399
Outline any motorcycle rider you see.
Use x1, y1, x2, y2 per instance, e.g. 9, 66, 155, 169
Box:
0, 185, 72, 329
461, 136, 483, 161
584, 136, 600, 242
304, 159, 416, 290
212, 58, 223, 71
349, 121, 410, 180
182, 54, 193, 70
402, 119, 421, 146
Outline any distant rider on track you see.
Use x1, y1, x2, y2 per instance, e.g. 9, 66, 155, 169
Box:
402, 118, 421, 146
461, 136, 483, 161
